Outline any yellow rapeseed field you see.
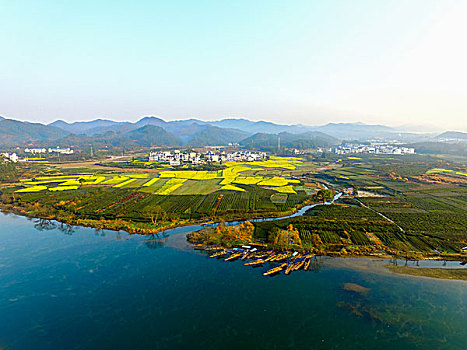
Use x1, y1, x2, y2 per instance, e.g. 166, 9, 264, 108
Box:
220, 184, 245, 192
48, 186, 80, 191
156, 179, 187, 195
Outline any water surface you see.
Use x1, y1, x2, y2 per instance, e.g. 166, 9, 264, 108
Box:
0, 213, 465, 349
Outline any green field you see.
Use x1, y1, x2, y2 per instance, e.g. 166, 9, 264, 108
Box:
1, 157, 311, 226
2, 153, 466, 258
13, 156, 305, 195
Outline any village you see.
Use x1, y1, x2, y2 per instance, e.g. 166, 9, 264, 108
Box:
148, 149, 267, 165
334, 143, 415, 155
1, 147, 74, 163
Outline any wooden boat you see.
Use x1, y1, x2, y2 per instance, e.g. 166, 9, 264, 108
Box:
304, 256, 312, 271
210, 250, 227, 258
275, 253, 290, 262
267, 254, 276, 261
294, 258, 305, 271
254, 250, 272, 259
225, 252, 242, 261
285, 263, 294, 275
204, 246, 223, 251
264, 252, 280, 262
285, 259, 298, 275
284, 255, 303, 275
264, 254, 275, 261
271, 253, 287, 262
245, 259, 265, 266
263, 263, 287, 276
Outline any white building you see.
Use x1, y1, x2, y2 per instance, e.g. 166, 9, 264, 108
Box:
335, 143, 416, 155
25, 148, 47, 154
48, 147, 74, 154
24, 147, 74, 155
1, 152, 19, 163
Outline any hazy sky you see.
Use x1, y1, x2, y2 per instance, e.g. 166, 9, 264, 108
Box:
1, 0, 466, 130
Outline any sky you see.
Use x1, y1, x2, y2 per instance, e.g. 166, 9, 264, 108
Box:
0, 0, 466, 131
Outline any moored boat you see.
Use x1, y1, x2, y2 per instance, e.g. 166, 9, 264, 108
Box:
225, 252, 242, 261
294, 258, 306, 271
263, 263, 287, 276
210, 250, 227, 258
245, 258, 265, 266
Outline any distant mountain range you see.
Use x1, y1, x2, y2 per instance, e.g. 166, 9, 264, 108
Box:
0, 118, 70, 146
0, 116, 464, 152
435, 131, 467, 141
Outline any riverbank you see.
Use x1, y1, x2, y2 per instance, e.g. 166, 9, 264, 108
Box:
2, 197, 466, 279
0, 198, 301, 236
1, 205, 466, 281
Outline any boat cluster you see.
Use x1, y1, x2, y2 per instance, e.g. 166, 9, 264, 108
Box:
192, 244, 314, 276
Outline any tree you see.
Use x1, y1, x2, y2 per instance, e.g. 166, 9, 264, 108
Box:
144, 205, 165, 224
312, 189, 334, 203
0, 159, 18, 183
269, 224, 302, 249
311, 233, 323, 247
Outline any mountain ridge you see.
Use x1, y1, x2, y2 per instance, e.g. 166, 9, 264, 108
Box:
1, 116, 463, 149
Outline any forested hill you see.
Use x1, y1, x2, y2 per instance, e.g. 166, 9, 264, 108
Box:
240, 131, 337, 151
436, 131, 467, 140
0, 118, 69, 146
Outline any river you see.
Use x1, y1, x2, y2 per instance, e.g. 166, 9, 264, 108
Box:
0, 212, 466, 350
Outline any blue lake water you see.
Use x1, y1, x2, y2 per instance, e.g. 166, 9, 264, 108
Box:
0, 212, 466, 349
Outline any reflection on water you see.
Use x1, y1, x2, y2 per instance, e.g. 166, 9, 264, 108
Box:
34, 219, 75, 235
31, 218, 170, 250
144, 233, 169, 250
388, 258, 467, 269
0, 212, 466, 350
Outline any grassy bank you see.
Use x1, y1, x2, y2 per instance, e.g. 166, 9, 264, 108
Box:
386, 265, 467, 281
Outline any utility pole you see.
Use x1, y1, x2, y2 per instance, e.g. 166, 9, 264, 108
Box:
90, 144, 94, 158
277, 136, 281, 152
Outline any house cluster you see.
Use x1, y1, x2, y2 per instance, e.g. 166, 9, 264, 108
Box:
1, 152, 19, 163
334, 143, 415, 155
148, 150, 267, 166
149, 150, 200, 166
25, 147, 74, 155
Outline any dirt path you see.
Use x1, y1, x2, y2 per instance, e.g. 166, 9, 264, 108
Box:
354, 198, 406, 233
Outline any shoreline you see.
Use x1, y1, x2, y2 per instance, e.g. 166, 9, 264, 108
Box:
1, 204, 466, 280
2, 202, 465, 263
386, 264, 467, 281
0, 200, 301, 236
